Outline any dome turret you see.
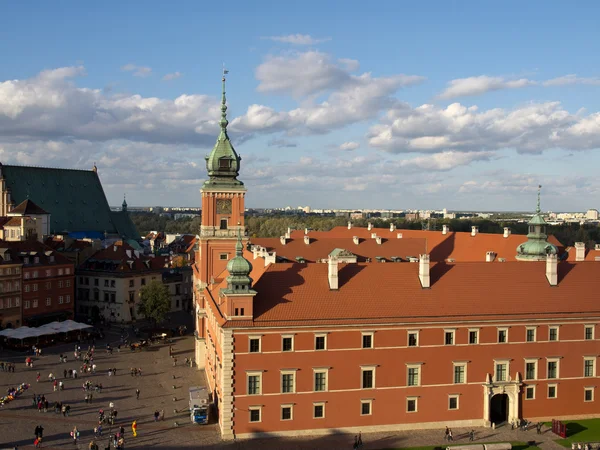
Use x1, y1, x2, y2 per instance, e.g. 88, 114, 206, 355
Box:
516, 185, 558, 261
223, 228, 254, 293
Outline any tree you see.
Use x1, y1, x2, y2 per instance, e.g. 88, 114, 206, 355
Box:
137, 280, 171, 326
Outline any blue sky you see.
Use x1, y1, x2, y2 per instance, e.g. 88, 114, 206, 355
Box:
0, 1, 599, 211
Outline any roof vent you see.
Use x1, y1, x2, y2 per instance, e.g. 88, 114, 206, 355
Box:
367, 223, 373, 231
595, 244, 600, 251
442, 224, 449, 235
375, 236, 382, 245
295, 256, 306, 263
498, 257, 506, 262
503, 227, 511, 238
446, 258, 455, 263
304, 236, 310, 245
390, 223, 396, 232
486, 251, 496, 262
279, 236, 287, 246
371, 233, 377, 239
471, 226, 479, 236
347, 221, 352, 230
375, 256, 386, 263
353, 236, 360, 245
407, 256, 419, 263
304, 228, 309, 235
397, 233, 403, 239
390, 256, 403, 262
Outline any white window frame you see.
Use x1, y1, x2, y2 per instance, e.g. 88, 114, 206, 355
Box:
281, 334, 294, 352
584, 357, 596, 378
313, 368, 329, 392
24, 300, 30, 310
315, 333, 327, 351
548, 383, 558, 399
361, 332, 374, 349
46, 297, 51, 306
248, 336, 262, 353
494, 360, 510, 382
313, 402, 326, 419
546, 357, 560, 379
280, 370, 297, 394
526, 327, 537, 343
453, 362, 467, 384
444, 328, 456, 346
585, 325, 595, 340
406, 396, 418, 413
468, 328, 479, 345
248, 406, 262, 423
66, 295, 71, 303
58, 296, 64, 304
360, 399, 372, 416
524, 359, 538, 381
361, 365, 376, 389
246, 371, 263, 396
280, 404, 293, 421
584, 387, 594, 402
525, 385, 536, 400
33, 299, 38, 308
24, 285, 30, 293
219, 253, 228, 261
33, 284, 38, 291
497, 327, 509, 343
448, 394, 459, 410
548, 326, 559, 341
406, 364, 421, 387
407, 330, 419, 347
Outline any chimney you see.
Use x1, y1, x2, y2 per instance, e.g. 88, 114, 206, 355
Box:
575, 242, 586, 261
347, 221, 352, 230
419, 254, 430, 288
546, 254, 558, 286
390, 223, 396, 232
279, 236, 287, 245
252, 247, 259, 260
304, 228, 309, 235
371, 233, 377, 239
353, 236, 360, 245
397, 233, 403, 239
285, 228, 291, 239
471, 226, 479, 237
304, 236, 310, 245
485, 251, 496, 262
503, 227, 511, 238
328, 256, 339, 290
375, 236, 382, 245
442, 224, 449, 235
367, 223, 373, 231
264, 252, 276, 267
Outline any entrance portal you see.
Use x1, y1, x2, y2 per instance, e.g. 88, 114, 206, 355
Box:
490, 393, 509, 425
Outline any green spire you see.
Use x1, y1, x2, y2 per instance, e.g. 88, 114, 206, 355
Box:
536, 184, 541, 214
516, 185, 557, 261
122, 194, 127, 212
203, 68, 244, 190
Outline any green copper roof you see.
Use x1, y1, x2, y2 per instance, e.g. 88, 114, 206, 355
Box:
203, 73, 244, 190
0, 164, 139, 239
223, 229, 254, 294
516, 185, 557, 261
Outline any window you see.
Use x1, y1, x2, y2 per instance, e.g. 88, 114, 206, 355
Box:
45, 269, 51, 277
547, 359, 559, 379
448, 395, 459, 410
314, 370, 328, 392
110, 293, 116, 303
249, 407, 261, 423
468, 329, 479, 344
5, 298, 11, 308
362, 332, 373, 349
94, 278, 99, 286
33, 299, 38, 308
45, 282, 51, 289
585, 388, 594, 402
407, 366, 420, 386
313, 403, 325, 419
281, 371, 296, 393
220, 219, 228, 230
282, 335, 294, 352
315, 334, 327, 350
129, 291, 135, 303
104, 292, 109, 302
453, 364, 466, 384
247, 373, 262, 395
110, 280, 115, 288
33, 284, 38, 292
585, 325, 595, 340
249, 337, 261, 353
361, 400, 372, 416
584, 358, 596, 377
24, 272, 30, 279
407, 331, 419, 347
59, 296, 64, 304
25, 285, 30, 293
444, 330, 455, 345
129, 280, 134, 288
498, 328, 508, 343
281, 405, 293, 421
46, 297, 51, 306
525, 361, 538, 380
526, 328, 536, 342
15, 267, 20, 274
548, 384, 557, 399
495, 362, 508, 382
219, 253, 228, 260
104, 280, 109, 287
65, 268, 70, 275
24, 300, 30, 309
66, 295, 71, 303
141, 278, 146, 286
406, 397, 418, 413
361, 367, 375, 389
33, 270, 38, 278
525, 386, 535, 400
58, 268, 64, 275
66, 280, 71, 287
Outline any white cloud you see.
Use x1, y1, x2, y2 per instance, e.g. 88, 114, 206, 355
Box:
397, 151, 496, 171
543, 74, 600, 86
267, 138, 297, 148
121, 63, 152, 77
162, 72, 182, 81
262, 34, 331, 45
439, 75, 536, 99
338, 141, 360, 151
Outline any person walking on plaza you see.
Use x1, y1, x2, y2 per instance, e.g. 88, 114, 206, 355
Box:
131, 420, 137, 437
444, 426, 449, 441
71, 426, 79, 444
448, 429, 453, 441
358, 432, 362, 447
36, 372, 41, 383
135, 389, 140, 400
469, 429, 475, 441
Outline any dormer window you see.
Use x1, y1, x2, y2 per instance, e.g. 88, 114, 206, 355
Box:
219, 158, 232, 169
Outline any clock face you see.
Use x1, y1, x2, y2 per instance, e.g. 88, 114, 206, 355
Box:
216, 199, 232, 214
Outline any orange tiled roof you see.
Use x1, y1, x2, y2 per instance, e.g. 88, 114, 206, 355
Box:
563, 246, 600, 262
222, 261, 600, 328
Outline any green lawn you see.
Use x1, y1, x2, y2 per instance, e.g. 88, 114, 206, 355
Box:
545, 419, 600, 447
380, 441, 541, 450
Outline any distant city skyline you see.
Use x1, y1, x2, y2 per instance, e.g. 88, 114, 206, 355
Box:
1, 1, 599, 210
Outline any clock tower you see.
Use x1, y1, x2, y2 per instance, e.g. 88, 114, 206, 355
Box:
194, 71, 247, 368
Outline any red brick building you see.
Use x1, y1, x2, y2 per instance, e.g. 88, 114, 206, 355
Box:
193, 79, 600, 440
0, 246, 23, 328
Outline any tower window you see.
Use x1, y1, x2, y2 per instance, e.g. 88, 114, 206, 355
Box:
220, 219, 228, 230
219, 158, 231, 169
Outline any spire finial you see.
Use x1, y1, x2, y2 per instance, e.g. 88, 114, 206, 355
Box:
536, 184, 542, 214
219, 66, 230, 139
235, 221, 243, 256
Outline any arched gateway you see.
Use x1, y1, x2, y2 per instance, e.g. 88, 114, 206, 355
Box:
483, 373, 521, 426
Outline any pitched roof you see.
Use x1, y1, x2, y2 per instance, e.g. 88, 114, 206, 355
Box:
227, 261, 600, 328
9, 199, 48, 215
0, 164, 138, 239
5, 217, 24, 227
563, 245, 600, 262
0, 240, 72, 266
79, 241, 168, 273
110, 211, 140, 240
